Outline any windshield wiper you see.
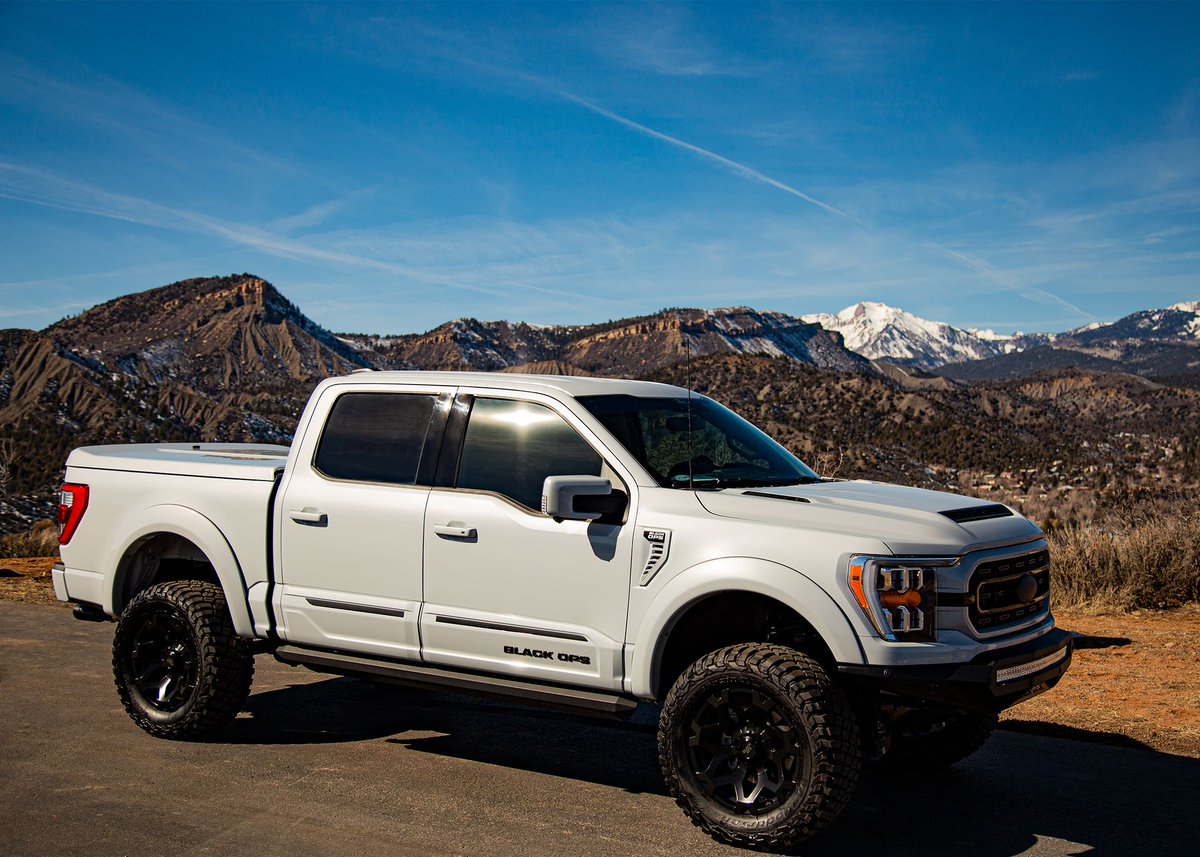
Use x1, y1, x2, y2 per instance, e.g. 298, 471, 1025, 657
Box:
669, 475, 820, 490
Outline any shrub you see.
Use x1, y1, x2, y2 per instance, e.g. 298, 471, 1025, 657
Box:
0, 520, 61, 558
1049, 505, 1200, 611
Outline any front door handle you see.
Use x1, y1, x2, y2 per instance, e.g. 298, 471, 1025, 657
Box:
432, 523, 476, 539
289, 508, 328, 525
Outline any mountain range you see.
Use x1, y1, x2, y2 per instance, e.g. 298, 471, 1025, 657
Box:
1, 274, 1197, 530
337, 297, 1199, 380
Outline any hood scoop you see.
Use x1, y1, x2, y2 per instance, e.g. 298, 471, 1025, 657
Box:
939, 504, 1014, 523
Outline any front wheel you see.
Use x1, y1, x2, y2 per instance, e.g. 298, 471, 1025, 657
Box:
658, 643, 861, 851
112, 580, 254, 739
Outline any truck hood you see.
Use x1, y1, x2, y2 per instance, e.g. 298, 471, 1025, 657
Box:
695, 480, 1041, 555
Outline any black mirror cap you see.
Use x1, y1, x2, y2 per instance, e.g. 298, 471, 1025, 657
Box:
575, 489, 629, 524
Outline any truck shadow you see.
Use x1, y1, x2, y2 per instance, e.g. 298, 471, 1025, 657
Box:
222, 676, 1199, 857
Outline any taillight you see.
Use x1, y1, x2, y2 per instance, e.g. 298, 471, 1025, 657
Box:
58, 483, 89, 545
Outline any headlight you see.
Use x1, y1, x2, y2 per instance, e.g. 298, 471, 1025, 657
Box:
848, 556, 956, 642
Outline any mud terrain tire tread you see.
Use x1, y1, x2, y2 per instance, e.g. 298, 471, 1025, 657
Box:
657, 643, 861, 851
112, 580, 253, 739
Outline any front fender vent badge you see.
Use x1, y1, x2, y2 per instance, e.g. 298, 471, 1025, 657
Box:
639, 528, 672, 586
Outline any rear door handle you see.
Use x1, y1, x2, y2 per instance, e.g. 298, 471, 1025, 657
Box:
289, 508, 328, 525
432, 523, 476, 539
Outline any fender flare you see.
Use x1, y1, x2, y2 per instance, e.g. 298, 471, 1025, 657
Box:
630, 556, 866, 699
107, 504, 254, 637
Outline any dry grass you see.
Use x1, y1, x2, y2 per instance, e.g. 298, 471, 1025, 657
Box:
1048, 504, 1200, 611
1005, 606, 1200, 758
0, 520, 60, 558
0, 556, 60, 605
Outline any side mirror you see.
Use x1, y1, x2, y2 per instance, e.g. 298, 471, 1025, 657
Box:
542, 475, 622, 521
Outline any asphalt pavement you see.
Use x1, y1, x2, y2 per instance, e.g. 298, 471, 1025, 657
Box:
2, 600, 1197, 857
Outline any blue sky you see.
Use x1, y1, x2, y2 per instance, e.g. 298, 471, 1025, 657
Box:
1, 2, 1197, 335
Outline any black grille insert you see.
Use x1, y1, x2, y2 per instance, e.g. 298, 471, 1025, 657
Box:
967, 549, 1050, 632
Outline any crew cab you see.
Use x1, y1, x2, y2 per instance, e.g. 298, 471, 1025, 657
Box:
54, 371, 1072, 850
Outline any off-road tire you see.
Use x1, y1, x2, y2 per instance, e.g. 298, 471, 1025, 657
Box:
882, 710, 998, 770
658, 643, 861, 851
112, 580, 254, 739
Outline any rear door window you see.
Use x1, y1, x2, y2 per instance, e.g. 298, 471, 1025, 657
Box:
314, 392, 438, 485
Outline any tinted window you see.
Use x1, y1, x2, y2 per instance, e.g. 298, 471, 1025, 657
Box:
314, 393, 437, 484
456, 398, 602, 510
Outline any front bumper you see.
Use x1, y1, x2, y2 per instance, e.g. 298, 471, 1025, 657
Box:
838, 627, 1073, 714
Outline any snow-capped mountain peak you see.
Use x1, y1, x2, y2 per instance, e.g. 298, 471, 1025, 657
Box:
1068, 301, 1200, 344
801, 302, 1018, 369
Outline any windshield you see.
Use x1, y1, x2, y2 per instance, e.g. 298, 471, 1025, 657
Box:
577, 394, 821, 489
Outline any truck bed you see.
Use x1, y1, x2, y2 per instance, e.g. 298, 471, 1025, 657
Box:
67, 443, 290, 481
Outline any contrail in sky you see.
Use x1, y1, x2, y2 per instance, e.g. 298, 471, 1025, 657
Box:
554, 89, 862, 224
552, 87, 1088, 318
931, 242, 1094, 319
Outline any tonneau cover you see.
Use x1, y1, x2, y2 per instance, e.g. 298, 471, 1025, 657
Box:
66, 443, 289, 482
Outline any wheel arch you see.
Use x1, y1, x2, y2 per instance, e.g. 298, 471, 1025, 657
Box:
107, 505, 253, 636
631, 557, 865, 700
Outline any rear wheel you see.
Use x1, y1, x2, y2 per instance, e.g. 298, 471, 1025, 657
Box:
882, 709, 998, 770
658, 643, 861, 851
113, 580, 253, 739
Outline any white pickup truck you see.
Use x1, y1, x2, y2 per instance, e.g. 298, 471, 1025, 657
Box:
54, 371, 1071, 850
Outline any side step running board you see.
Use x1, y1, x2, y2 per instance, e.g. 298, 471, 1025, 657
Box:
274, 645, 639, 719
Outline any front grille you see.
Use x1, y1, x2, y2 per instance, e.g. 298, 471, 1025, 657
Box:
968, 549, 1050, 632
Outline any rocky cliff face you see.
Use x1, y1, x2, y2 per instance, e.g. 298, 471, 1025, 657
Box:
0, 275, 376, 526
47, 275, 369, 393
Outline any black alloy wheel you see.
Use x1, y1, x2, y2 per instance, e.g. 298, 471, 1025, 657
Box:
658, 643, 861, 850
685, 685, 806, 814
126, 609, 199, 712
113, 580, 254, 739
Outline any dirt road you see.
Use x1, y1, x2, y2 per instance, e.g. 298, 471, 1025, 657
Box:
2, 600, 1196, 856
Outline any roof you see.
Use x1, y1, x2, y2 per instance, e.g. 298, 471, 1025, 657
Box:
328, 370, 691, 399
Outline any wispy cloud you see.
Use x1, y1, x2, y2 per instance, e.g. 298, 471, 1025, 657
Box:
0, 161, 627, 307
394, 42, 1104, 323
269, 188, 376, 234
0, 51, 306, 179
765, 9, 925, 73
927, 242, 1095, 320
0, 304, 61, 321
585, 5, 750, 78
